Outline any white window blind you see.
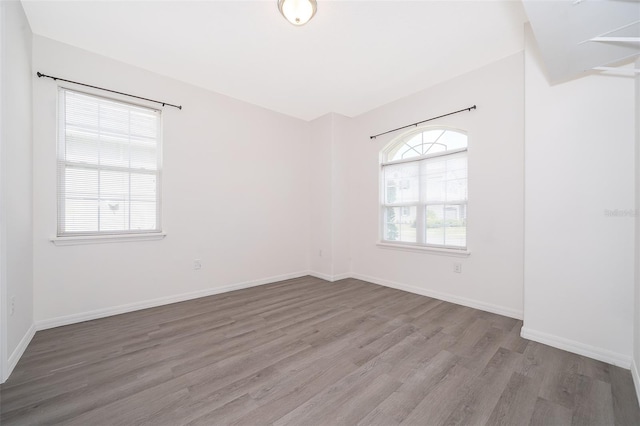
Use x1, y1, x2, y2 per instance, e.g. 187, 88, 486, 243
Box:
381, 128, 467, 249
57, 88, 161, 237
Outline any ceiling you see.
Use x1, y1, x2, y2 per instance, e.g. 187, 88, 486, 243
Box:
21, 0, 528, 121
523, 0, 640, 84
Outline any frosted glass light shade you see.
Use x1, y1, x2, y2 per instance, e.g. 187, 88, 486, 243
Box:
278, 0, 317, 26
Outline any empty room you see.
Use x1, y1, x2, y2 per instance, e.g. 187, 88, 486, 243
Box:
1, 0, 640, 424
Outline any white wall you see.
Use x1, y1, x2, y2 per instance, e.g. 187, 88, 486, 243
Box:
523, 27, 635, 367
308, 114, 333, 278
308, 113, 351, 281
32, 36, 310, 326
345, 52, 525, 319
634, 58, 640, 396
0, 0, 34, 382
331, 113, 351, 278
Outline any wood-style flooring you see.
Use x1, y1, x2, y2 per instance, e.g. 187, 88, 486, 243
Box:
1, 276, 639, 425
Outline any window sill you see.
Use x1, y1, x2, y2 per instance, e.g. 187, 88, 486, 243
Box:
51, 233, 166, 246
376, 242, 470, 257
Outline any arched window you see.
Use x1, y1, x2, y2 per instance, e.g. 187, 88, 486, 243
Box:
380, 128, 467, 249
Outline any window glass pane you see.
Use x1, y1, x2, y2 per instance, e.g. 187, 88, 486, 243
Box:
100, 103, 130, 136
426, 205, 445, 245
65, 199, 99, 232
130, 111, 158, 139
423, 158, 445, 202
100, 199, 129, 231
65, 168, 98, 198
386, 129, 466, 162
100, 170, 129, 199
445, 157, 467, 202
100, 134, 130, 168
423, 155, 468, 203
399, 134, 424, 160
437, 130, 467, 151
444, 204, 467, 247
131, 173, 157, 202
384, 206, 417, 243
130, 145, 157, 170
130, 201, 157, 230
418, 130, 447, 156
426, 204, 467, 247
421, 130, 445, 143
384, 163, 419, 204
446, 157, 467, 179
65, 93, 99, 128
65, 130, 99, 164
446, 178, 467, 202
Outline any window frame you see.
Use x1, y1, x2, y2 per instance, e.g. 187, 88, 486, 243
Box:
55, 86, 164, 240
379, 126, 469, 252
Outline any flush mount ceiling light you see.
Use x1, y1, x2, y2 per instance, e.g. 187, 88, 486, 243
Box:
278, 0, 317, 26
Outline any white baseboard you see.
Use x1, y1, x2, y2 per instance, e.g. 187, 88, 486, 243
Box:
3, 323, 36, 383
307, 271, 333, 281
632, 360, 640, 407
332, 273, 351, 281
308, 271, 350, 282
351, 273, 524, 320
35, 271, 310, 331
520, 327, 631, 369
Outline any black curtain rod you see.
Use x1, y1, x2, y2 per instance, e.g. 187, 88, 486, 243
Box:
36, 72, 182, 110
370, 105, 476, 139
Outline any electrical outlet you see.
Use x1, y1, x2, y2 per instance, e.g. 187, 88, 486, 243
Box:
10, 296, 15, 316
194, 259, 202, 270
453, 263, 462, 273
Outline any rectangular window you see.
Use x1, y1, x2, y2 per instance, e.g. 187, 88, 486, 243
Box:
57, 88, 161, 237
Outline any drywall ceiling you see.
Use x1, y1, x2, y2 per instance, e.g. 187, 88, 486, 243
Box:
21, 0, 527, 121
523, 0, 640, 84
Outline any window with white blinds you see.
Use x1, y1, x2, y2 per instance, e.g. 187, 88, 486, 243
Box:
57, 88, 161, 237
380, 128, 467, 249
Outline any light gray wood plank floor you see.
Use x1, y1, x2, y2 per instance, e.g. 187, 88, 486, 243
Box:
1, 276, 638, 425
